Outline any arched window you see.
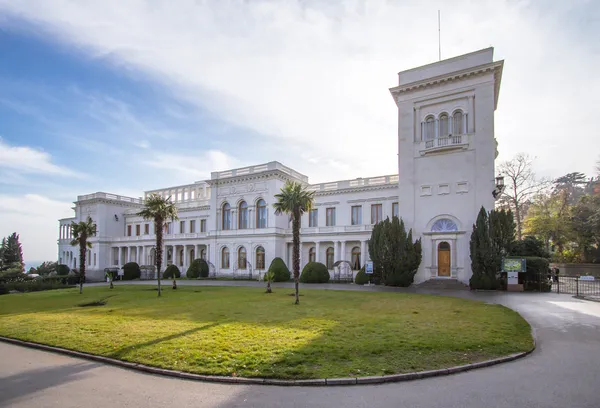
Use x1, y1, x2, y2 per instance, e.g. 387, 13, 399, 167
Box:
238, 247, 247, 269
309, 247, 316, 263
221, 247, 230, 269
256, 199, 267, 229
453, 111, 464, 135
431, 218, 459, 232
200, 248, 206, 260
190, 249, 195, 261
256, 246, 265, 269
326, 247, 334, 270
239, 201, 248, 229
424, 116, 435, 140
179, 249, 184, 266
222, 203, 231, 230
439, 113, 449, 137
351, 247, 361, 270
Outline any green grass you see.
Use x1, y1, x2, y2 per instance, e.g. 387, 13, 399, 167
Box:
0, 285, 532, 379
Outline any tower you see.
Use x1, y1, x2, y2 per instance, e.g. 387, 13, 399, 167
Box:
389, 48, 504, 284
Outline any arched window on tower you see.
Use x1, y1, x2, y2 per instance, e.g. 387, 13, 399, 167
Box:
222, 203, 231, 230
256, 199, 267, 229
453, 111, 464, 135
439, 113, 449, 137
423, 116, 435, 140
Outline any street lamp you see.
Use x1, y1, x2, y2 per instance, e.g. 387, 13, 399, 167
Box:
493, 175, 505, 199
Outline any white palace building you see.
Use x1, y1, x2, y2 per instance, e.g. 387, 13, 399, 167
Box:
58, 48, 504, 284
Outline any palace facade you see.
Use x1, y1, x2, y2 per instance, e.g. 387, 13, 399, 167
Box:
58, 47, 504, 284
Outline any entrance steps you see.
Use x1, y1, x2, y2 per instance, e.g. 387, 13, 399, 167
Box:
417, 278, 469, 290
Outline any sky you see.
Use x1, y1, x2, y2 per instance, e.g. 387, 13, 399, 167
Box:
0, 0, 599, 264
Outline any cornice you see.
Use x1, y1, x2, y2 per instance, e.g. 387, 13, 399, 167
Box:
314, 184, 398, 197
208, 170, 304, 187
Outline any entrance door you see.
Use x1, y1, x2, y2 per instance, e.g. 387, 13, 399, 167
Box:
437, 242, 451, 277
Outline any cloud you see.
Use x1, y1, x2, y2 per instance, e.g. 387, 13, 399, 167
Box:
143, 150, 243, 181
0, 137, 83, 178
0, 0, 598, 184
0, 194, 74, 262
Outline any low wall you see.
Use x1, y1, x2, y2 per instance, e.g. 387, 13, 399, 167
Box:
551, 263, 600, 278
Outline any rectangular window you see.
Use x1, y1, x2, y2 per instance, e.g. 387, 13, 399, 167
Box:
88, 250, 91, 265
165, 222, 172, 234
135, 224, 140, 236
309, 209, 318, 227
180, 221, 185, 234
127, 225, 132, 236
200, 219, 206, 232
371, 204, 382, 224
392, 202, 399, 219
144, 224, 149, 235
93, 253, 96, 266
351, 206, 362, 225
326, 208, 336, 226
190, 220, 196, 233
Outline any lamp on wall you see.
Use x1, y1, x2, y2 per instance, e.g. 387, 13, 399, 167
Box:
492, 175, 505, 199
114, 214, 119, 222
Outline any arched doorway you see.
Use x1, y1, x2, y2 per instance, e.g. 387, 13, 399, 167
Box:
437, 242, 451, 277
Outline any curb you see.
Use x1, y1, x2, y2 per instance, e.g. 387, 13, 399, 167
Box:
0, 330, 536, 386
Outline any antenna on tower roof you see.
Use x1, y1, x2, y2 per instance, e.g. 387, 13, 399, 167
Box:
438, 10, 441, 61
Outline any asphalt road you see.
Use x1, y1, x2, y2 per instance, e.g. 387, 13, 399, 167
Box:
1, 284, 599, 408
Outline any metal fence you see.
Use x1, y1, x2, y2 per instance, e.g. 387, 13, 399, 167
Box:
551, 276, 600, 297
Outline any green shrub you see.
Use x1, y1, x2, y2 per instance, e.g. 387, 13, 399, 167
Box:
510, 237, 549, 258
163, 264, 181, 279
56, 264, 70, 276
520, 256, 551, 292
300, 262, 330, 283
2, 277, 74, 293
187, 259, 209, 279
264, 257, 291, 282
122, 262, 141, 280
354, 266, 369, 285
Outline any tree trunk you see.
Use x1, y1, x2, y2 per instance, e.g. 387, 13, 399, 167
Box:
79, 237, 86, 294
109, 275, 114, 289
173, 278, 177, 289
292, 209, 301, 305
156, 220, 163, 297
266, 279, 272, 293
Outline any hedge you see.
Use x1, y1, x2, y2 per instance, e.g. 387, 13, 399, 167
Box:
187, 259, 209, 279
300, 262, 330, 283
2, 278, 74, 293
264, 257, 291, 282
56, 264, 70, 276
354, 266, 369, 285
122, 262, 141, 280
163, 264, 181, 279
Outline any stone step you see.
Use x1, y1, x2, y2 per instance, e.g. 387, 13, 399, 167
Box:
417, 279, 469, 290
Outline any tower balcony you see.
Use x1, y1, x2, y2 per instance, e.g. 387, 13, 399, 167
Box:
419, 134, 470, 156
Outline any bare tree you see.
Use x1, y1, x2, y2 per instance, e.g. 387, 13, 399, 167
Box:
498, 153, 548, 240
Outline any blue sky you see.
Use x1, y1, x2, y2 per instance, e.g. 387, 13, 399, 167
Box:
0, 0, 599, 263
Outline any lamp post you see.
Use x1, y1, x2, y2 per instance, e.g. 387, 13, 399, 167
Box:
493, 175, 505, 199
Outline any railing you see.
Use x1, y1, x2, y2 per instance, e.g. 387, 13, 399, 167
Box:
307, 174, 398, 192
211, 162, 309, 182
77, 192, 143, 204
552, 276, 600, 297
287, 225, 374, 235
424, 135, 464, 149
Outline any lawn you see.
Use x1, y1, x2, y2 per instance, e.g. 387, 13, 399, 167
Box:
0, 285, 533, 379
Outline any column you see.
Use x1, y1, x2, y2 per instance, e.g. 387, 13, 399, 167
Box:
126, 247, 131, 263
334, 241, 339, 264
468, 95, 474, 133
140, 246, 145, 265
449, 115, 453, 135
118, 247, 122, 266
183, 246, 188, 270
172, 245, 177, 266
340, 241, 346, 262
361, 240, 367, 263
434, 119, 439, 139
207, 244, 211, 262
315, 241, 321, 263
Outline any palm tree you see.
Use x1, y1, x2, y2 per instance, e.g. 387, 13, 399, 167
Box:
137, 194, 178, 296
70, 216, 97, 294
273, 181, 314, 304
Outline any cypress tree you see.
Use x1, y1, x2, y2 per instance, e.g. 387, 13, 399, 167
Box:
0, 233, 24, 272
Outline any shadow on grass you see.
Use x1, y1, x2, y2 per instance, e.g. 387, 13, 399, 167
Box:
0, 362, 100, 405
109, 323, 220, 359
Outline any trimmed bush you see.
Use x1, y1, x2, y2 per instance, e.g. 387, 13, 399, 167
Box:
354, 266, 369, 285
163, 264, 181, 279
3, 278, 74, 293
56, 264, 70, 276
187, 259, 209, 279
264, 257, 291, 282
520, 256, 551, 292
300, 262, 330, 283
122, 262, 141, 280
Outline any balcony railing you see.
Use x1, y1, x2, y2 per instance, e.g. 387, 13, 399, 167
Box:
421, 134, 469, 155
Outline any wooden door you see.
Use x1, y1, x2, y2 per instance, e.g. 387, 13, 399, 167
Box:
438, 242, 451, 277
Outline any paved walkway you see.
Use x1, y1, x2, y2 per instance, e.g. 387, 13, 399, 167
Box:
1, 282, 600, 407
